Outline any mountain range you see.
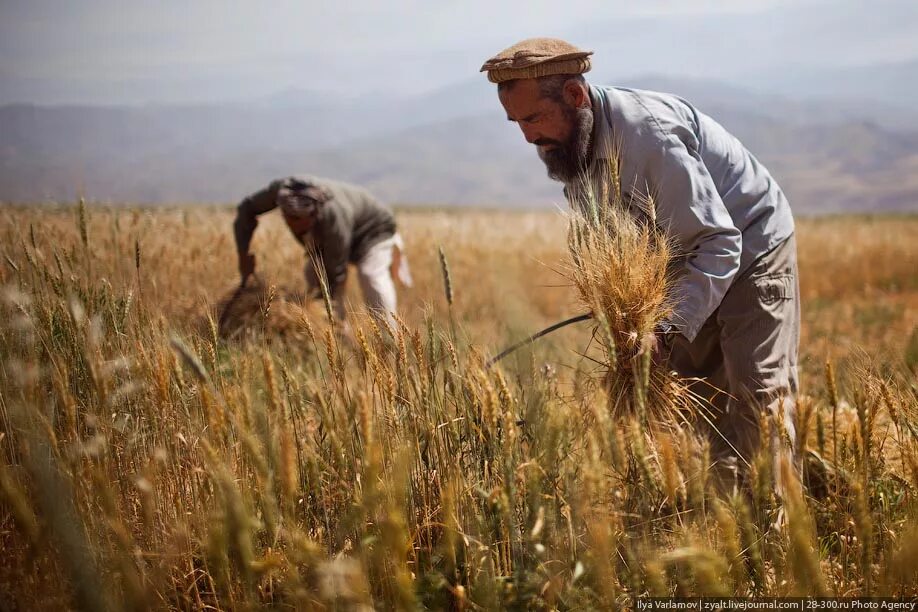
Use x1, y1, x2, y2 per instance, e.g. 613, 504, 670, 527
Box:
2, 69, 918, 213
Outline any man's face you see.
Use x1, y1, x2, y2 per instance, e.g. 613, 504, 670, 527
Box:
282, 209, 316, 239
499, 78, 593, 183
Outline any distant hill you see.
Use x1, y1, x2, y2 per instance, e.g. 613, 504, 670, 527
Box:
753, 60, 918, 112
618, 76, 918, 132
245, 108, 918, 213
1, 77, 917, 212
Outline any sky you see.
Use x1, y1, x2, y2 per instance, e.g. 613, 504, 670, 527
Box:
2, 0, 917, 105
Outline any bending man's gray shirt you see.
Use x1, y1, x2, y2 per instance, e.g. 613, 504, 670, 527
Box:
234, 175, 397, 296
566, 85, 795, 342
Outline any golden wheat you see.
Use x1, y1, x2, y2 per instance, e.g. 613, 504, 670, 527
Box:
0, 204, 915, 609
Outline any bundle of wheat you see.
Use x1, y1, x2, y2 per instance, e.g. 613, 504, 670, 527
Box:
564, 154, 703, 424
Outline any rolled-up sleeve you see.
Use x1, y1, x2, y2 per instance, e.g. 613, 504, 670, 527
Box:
642, 134, 742, 342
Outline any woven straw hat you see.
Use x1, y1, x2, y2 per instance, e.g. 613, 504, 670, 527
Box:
480, 37, 593, 84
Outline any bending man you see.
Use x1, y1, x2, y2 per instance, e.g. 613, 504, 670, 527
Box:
233, 175, 411, 325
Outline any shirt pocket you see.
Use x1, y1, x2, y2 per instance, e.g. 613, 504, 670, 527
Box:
754, 274, 794, 305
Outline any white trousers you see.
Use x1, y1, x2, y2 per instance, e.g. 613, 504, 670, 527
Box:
307, 234, 411, 326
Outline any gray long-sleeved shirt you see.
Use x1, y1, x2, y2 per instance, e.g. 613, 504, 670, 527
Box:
565, 85, 795, 342
234, 176, 396, 296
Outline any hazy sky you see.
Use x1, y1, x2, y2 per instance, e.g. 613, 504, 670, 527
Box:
2, 0, 917, 105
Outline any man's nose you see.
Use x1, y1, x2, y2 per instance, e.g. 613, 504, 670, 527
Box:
519, 123, 540, 144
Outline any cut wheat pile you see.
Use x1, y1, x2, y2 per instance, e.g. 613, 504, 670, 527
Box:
213, 278, 328, 345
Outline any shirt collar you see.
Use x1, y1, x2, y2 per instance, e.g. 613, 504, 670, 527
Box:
588, 84, 615, 165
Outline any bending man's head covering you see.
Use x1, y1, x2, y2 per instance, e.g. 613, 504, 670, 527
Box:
277, 177, 331, 218
480, 37, 593, 84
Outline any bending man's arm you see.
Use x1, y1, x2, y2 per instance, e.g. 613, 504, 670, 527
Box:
233, 181, 281, 257
643, 134, 742, 342
233, 181, 281, 280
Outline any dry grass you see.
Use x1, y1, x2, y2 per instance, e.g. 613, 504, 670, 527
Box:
0, 203, 917, 609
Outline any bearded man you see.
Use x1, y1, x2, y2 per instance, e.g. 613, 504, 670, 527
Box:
481, 38, 799, 475
233, 176, 412, 326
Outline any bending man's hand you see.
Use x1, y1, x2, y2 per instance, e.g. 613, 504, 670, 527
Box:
238, 252, 256, 283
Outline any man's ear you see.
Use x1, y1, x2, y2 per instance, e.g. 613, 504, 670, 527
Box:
562, 79, 589, 108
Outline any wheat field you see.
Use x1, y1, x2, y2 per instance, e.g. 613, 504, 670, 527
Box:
1, 204, 917, 610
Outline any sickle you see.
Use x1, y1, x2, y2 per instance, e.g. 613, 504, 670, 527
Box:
486, 312, 593, 368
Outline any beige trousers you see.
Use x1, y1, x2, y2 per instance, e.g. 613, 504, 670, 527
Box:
668, 234, 800, 470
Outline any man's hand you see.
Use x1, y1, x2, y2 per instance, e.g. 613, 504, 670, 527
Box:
640, 324, 676, 367
238, 252, 256, 283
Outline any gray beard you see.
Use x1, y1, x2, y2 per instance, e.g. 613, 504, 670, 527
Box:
538, 106, 594, 183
